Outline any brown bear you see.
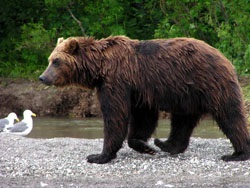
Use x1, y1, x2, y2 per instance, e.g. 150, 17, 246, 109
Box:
39, 36, 250, 164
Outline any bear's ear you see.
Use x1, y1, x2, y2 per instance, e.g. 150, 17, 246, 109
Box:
57, 37, 64, 46
65, 38, 79, 54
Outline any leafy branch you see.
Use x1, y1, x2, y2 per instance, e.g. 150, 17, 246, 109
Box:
66, 6, 86, 36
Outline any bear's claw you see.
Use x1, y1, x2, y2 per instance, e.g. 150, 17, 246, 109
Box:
222, 151, 250, 161
87, 153, 116, 164
128, 139, 157, 155
154, 138, 187, 155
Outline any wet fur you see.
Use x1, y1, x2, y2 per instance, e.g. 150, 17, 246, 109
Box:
40, 36, 250, 164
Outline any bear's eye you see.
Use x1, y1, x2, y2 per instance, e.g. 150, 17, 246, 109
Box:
52, 58, 60, 67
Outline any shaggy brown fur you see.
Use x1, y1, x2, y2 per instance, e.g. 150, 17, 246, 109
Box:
40, 36, 250, 164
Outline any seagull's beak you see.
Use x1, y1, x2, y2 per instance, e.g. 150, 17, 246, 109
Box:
16, 118, 20, 122
32, 113, 37, 117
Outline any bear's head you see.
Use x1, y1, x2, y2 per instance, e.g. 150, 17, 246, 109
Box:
39, 37, 100, 88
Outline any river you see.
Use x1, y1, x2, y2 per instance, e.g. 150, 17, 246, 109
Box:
28, 117, 226, 139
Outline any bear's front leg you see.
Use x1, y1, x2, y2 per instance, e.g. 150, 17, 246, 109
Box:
86, 114, 128, 163
86, 86, 130, 164
86, 115, 127, 164
87, 121, 126, 164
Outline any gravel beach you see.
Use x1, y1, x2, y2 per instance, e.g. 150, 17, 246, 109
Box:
1, 134, 250, 188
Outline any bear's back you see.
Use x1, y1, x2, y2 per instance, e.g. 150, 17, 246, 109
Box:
132, 37, 239, 112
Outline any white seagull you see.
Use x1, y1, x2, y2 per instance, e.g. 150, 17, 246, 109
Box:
0, 112, 19, 132
5, 110, 36, 136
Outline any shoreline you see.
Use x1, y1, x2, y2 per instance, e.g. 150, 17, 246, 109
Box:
1, 134, 250, 188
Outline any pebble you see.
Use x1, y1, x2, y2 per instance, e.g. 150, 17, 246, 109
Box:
0, 134, 250, 187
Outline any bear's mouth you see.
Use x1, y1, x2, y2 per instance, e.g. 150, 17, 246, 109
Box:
39, 73, 70, 87
39, 75, 54, 86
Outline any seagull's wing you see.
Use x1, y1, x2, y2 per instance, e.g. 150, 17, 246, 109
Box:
8, 121, 28, 133
0, 119, 9, 130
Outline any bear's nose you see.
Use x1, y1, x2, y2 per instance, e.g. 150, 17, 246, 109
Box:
39, 75, 45, 83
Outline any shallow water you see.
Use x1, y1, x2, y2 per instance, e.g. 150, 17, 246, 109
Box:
27, 117, 226, 139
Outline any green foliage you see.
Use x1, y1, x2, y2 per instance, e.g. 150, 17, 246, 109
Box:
18, 22, 56, 61
80, 0, 126, 37
242, 84, 250, 101
0, 0, 250, 78
245, 45, 250, 73
122, 0, 163, 39
155, 0, 250, 74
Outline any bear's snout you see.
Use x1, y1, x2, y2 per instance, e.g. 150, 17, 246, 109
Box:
39, 75, 45, 82
39, 75, 52, 86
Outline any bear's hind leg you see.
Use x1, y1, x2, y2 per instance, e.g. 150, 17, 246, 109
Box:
128, 106, 158, 155
214, 108, 250, 161
155, 113, 201, 155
